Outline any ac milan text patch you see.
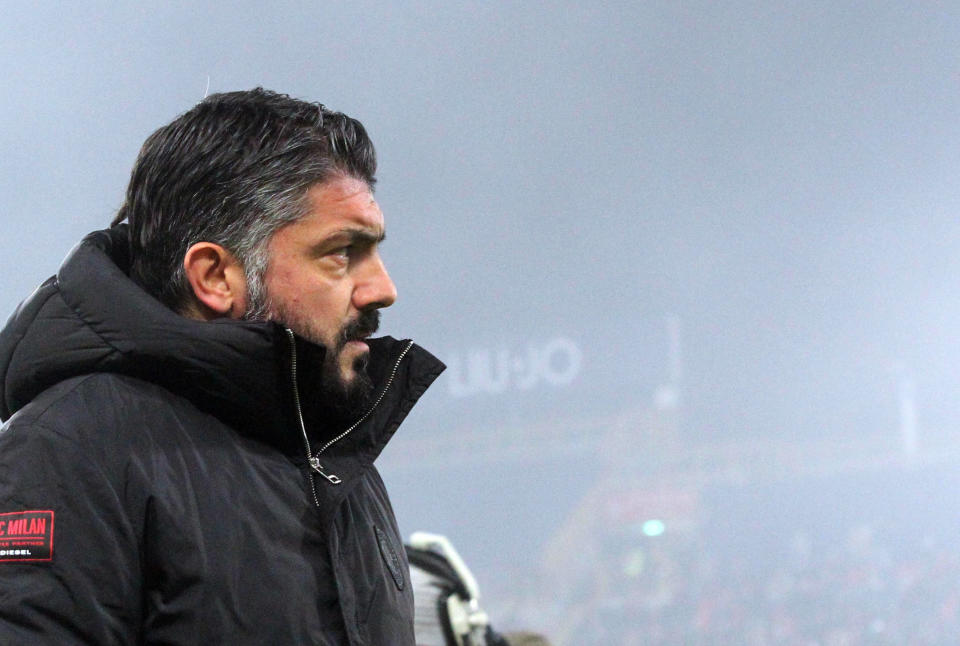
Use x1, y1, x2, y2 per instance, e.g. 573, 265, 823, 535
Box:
0, 510, 54, 562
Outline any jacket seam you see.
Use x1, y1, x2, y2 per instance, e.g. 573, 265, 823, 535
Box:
7, 374, 102, 430
52, 279, 125, 357
3, 283, 59, 414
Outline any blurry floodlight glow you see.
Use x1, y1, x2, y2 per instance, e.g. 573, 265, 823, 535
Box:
642, 519, 665, 537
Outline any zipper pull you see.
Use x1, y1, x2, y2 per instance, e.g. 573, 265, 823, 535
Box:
309, 456, 342, 485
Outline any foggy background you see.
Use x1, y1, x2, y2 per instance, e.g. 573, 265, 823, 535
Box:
4, 2, 960, 643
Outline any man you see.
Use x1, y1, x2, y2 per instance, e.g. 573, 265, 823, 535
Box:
0, 89, 444, 644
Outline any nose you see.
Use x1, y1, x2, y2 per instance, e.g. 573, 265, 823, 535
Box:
353, 253, 397, 310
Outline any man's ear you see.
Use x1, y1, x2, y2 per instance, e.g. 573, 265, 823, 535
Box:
182, 242, 248, 319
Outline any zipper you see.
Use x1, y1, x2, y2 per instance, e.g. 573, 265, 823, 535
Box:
285, 328, 414, 499
286, 328, 324, 506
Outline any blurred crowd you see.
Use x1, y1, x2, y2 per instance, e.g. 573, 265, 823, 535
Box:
497, 469, 960, 645
565, 527, 960, 644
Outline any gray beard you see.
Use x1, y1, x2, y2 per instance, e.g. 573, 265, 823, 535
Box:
242, 276, 375, 422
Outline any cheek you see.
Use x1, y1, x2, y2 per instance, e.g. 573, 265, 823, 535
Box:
267, 268, 312, 306
267, 266, 354, 321
311, 283, 355, 314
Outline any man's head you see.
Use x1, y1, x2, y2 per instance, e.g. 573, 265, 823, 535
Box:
113, 88, 396, 411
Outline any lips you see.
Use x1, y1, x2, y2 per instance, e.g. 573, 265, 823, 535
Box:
350, 328, 374, 342
339, 310, 380, 348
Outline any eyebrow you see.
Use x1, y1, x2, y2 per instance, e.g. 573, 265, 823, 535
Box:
343, 228, 385, 245
319, 228, 385, 250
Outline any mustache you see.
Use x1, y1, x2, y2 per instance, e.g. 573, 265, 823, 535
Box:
337, 310, 380, 349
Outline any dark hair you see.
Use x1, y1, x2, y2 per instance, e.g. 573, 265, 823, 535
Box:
112, 87, 377, 311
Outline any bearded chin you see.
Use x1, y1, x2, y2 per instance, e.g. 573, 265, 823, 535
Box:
319, 350, 375, 422
243, 277, 375, 422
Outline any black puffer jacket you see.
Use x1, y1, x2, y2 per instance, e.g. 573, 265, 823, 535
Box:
0, 226, 444, 645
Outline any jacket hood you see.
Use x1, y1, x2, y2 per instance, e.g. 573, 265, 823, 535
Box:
0, 226, 444, 457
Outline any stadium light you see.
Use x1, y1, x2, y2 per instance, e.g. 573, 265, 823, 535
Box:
642, 519, 665, 537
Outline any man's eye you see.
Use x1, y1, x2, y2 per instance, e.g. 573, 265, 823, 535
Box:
331, 246, 351, 260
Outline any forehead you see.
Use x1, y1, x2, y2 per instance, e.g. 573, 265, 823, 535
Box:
300, 176, 383, 231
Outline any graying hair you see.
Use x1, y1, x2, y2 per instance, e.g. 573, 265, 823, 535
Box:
113, 88, 376, 312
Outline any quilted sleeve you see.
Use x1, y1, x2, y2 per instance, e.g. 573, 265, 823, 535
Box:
0, 416, 141, 645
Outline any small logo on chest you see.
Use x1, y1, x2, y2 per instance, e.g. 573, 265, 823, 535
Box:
375, 526, 405, 591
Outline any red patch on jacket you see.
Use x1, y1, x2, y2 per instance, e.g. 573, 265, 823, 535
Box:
0, 510, 54, 562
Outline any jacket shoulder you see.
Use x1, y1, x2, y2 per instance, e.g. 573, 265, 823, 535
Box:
2, 372, 200, 448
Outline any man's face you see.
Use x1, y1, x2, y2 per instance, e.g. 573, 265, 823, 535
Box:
254, 176, 397, 407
